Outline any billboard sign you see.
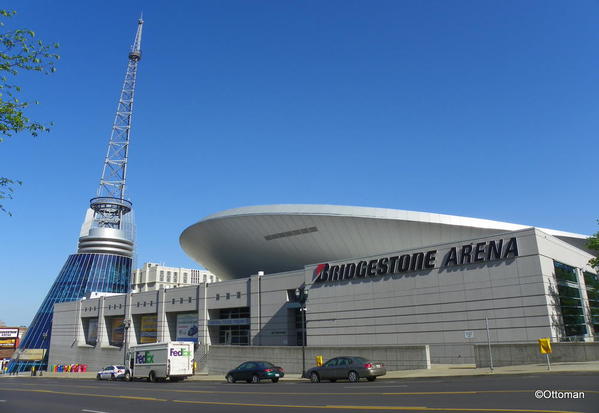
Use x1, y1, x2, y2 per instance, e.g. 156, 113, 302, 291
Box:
0, 329, 19, 338
140, 315, 157, 343
87, 318, 98, 345
0, 339, 16, 348
176, 313, 198, 342
110, 317, 125, 345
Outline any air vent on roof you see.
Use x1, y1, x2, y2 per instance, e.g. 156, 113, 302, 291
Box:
264, 226, 318, 241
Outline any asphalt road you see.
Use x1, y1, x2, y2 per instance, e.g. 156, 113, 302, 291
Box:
0, 372, 597, 413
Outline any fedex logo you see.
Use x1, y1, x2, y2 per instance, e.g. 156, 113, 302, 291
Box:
170, 348, 191, 357
136, 351, 154, 364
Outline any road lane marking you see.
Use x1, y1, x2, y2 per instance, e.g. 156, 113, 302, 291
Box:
172, 399, 583, 413
3, 383, 598, 396
0, 387, 583, 413
82, 409, 109, 413
0, 387, 167, 402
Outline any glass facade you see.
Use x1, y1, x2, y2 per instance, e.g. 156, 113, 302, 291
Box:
554, 261, 587, 338
584, 271, 599, 335
10, 253, 131, 372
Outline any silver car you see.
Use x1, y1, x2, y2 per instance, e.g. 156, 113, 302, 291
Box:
303, 356, 386, 383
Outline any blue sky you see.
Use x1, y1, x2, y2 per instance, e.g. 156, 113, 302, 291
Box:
1, 0, 598, 326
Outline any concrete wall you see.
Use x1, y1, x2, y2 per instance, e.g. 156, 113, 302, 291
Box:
205, 345, 430, 374
474, 342, 599, 367
302, 229, 597, 363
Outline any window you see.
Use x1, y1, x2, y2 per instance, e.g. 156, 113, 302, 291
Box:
137, 302, 140, 308
584, 271, 599, 334
172, 298, 175, 305
167, 275, 171, 282
150, 300, 153, 306
180, 297, 183, 304
174, 274, 178, 282
143, 301, 147, 307
226, 293, 230, 300
160, 271, 164, 282
237, 292, 241, 299
188, 297, 192, 303
183, 273, 188, 283
218, 325, 250, 345
216, 294, 220, 301
554, 261, 586, 337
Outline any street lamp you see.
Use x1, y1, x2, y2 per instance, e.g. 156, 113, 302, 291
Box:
41, 331, 48, 375
122, 319, 131, 366
295, 288, 308, 375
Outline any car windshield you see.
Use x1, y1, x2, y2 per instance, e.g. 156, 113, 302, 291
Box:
103, 366, 113, 370
351, 357, 369, 364
257, 362, 274, 368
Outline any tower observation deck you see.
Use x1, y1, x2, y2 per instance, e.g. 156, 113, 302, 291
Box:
9, 17, 145, 373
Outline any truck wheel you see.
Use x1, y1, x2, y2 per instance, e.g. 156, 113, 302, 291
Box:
124, 371, 131, 382
148, 371, 156, 383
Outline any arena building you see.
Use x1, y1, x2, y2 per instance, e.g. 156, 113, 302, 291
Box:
49, 205, 598, 370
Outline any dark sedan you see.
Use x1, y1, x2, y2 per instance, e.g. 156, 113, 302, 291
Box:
303, 356, 386, 383
225, 361, 285, 383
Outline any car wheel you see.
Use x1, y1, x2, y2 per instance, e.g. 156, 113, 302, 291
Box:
271, 378, 279, 383
148, 371, 156, 383
124, 371, 131, 382
226, 374, 235, 383
96, 373, 102, 380
348, 371, 359, 383
251, 374, 260, 384
367, 376, 376, 382
310, 372, 320, 383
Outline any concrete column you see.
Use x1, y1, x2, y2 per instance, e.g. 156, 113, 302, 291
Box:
156, 289, 167, 342
249, 274, 262, 345
97, 297, 106, 347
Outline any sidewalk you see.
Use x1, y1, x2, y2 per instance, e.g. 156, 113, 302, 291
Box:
4, 361, 599, 381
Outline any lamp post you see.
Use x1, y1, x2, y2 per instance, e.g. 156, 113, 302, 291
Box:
295, 288, 308, 375
41, 331, 48, 375
122, 319, 131, 366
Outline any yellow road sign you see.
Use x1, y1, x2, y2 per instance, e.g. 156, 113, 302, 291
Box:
538, 338, 552, 354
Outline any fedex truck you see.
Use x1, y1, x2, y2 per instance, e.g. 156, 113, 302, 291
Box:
127, 341, 194, 382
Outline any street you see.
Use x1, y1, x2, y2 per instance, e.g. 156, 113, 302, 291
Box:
0, 372, 597, 413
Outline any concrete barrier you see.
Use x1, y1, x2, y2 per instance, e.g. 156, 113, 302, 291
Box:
205, 345, 430, 375
474, 342, 599, 367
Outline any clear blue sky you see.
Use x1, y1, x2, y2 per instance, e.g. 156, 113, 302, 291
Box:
1, 0, 598, 326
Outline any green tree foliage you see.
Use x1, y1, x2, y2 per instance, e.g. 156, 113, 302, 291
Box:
588, 221, 599, 270
0, 9, 59, 215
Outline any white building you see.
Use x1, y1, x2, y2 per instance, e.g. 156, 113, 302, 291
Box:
131, 262, 220, 292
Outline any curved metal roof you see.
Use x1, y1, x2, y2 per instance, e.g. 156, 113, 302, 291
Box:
179, 204, 588, 280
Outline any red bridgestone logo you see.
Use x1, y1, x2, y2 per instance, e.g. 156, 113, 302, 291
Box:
313, 263, 327, 280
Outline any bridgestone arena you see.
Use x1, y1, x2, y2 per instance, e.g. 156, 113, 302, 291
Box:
50, 205, 599, 371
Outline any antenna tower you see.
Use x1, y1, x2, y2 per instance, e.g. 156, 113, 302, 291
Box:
91, 16, 144, 229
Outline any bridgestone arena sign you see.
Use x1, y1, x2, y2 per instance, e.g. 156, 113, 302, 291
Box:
312, 237, 519, 284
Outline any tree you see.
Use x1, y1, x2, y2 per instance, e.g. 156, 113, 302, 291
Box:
588, 221, 599, 270
0, 10, 59, 215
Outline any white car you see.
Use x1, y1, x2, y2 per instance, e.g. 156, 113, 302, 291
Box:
96, 365, 129, 381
